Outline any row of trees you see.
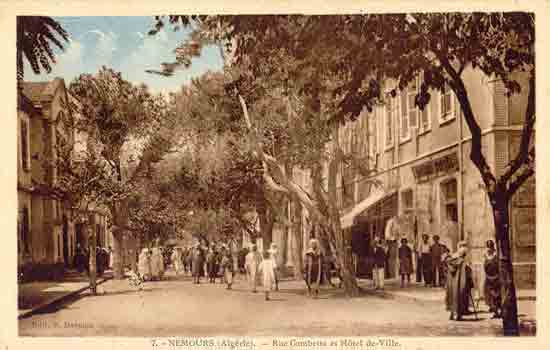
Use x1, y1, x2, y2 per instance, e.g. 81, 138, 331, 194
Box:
148, 13, 534, 336
17, 14, 535, 336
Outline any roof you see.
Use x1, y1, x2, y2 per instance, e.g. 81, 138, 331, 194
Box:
20, 78, 64, 104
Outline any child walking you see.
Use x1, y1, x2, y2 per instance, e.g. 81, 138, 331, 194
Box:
258, 250, 276, 301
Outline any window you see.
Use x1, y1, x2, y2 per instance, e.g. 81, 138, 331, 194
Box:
439, 83, 455, 124
401, 189, 413, 212
385, 96, 397, 149
441, 179, 458, 222
21, 120, 29, 171
400, 77, 421, 141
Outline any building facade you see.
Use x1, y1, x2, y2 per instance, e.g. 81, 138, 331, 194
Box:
334, 69, 535, 288
18, 79, 110, 279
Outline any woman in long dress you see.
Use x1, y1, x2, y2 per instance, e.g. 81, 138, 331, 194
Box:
138, 248, 152, 281
258, 250, 276, 301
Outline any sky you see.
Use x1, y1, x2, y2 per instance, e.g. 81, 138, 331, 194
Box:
24, 16, 224, 94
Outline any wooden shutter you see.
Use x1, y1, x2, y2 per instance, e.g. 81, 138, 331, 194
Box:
400, 91, 408, 139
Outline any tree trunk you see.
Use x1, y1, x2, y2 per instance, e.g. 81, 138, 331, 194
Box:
87, 215, 97, 294
492, 194, 520, 335
256, 190, 273, 250
292, 199, 304, 279
111, 230, 125, 279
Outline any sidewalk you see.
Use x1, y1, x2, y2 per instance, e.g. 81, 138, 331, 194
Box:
18, 270, 113, 319
378, 279, 536, 333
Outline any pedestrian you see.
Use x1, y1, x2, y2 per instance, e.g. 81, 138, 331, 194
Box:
108, 246, 113, 270
221, 251, 234, 290
258, 250, 277, 301
245, 244, 263, 293
192, 244, 205, 284
372, 237, 387, 290
96, 247, 104, 277
418, 234, 433, 287
483, 240, 502, 319
171, 247, 183, 275
304, 239, 322, 298
138, 248, 152, 281
445, 241, 475, 321
430, 235, 446, 287
398, 238, 413, 288
150, 247, 164, 281
206, 248, 217, 283
268, 242, 280, 291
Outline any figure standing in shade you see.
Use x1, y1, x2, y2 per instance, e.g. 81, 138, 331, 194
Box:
445, 241, 475, 321
304, 238, 323, 298
259, 250, 277, 301
483, 240, 502, 319
418, 234, 433, 287
373, 237, 387, 290
398, 238, 413, 288
430, 235, 447, 287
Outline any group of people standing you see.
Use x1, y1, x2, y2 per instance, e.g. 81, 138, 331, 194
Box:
74, 245, 112, 277
137, 247, 165, 281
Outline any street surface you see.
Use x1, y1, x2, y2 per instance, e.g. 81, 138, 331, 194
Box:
19, 271, 535, 337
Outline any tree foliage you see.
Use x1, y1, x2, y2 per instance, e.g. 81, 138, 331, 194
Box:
16, 16, 69, 81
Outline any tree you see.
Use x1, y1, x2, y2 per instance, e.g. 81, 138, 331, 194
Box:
320, 13, 534, 335
68, 66, 181, 279
16, 16, 69, 81
149, 16, 384, 295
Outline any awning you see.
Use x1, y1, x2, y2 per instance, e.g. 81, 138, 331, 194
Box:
340, 188, 397, 229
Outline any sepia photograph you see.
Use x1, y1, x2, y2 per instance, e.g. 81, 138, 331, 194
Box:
11, 9, 539, 341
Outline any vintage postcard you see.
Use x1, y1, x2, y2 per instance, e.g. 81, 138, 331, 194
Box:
1, 0, 548, 349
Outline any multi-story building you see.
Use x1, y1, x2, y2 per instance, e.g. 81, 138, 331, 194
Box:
335, 69, 535, 289
18, 78, 111, 280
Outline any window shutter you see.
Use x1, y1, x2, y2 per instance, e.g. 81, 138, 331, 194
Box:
400, 91, 408, 139
421, 105, 429, 131
21, 120, 28, 170
493, 80, 508, 127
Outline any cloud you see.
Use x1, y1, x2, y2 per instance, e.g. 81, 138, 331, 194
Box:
83, 29, 118, 59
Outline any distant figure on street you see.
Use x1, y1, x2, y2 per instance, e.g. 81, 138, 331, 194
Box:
373, 237, 387, 290
398, 238, 413, 288
192, 244, 205, 284
150, 247, 164, 281
430, 235, 447, 287
206, 248, 217, 283
483, 240, 501, 319
74, 245, 86, 273
304, 239, 322, 298
259, 250, 276, 301
221, 251, 234, 290
245, 244, 263, 293
108, 246, 113, 270
445, 241, 474, 321
138, 248, 152, 281
418, 234, 433, 287
96, 247, 105, 277
171, 247, 183, 275
268, 243, 280, 291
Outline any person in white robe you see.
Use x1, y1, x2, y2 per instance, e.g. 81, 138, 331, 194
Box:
258, 250, 276, 300
138, 248, 152, 281
245, 244, 263, 293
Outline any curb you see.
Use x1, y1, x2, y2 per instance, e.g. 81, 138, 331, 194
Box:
18, 276, 113, 320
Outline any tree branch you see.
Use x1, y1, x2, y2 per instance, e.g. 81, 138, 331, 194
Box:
441, 56, 497, 191
501, 76, 535, 185
508, 147, 535, 197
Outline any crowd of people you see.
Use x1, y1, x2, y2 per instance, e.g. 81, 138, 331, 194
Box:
129, 234, 502, 318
